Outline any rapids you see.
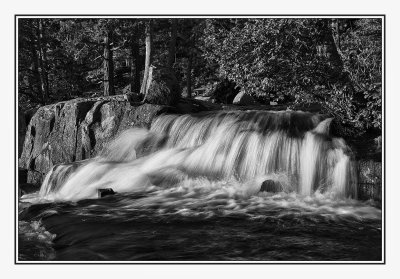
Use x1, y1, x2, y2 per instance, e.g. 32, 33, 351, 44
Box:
18, 110, 381, 261
35, 110, 357, 202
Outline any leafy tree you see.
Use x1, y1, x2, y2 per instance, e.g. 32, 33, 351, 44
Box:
202, 18, 382, 135
19, 18, 58, 105
18, 17, 382, 135
338, 18, 382, 131
176, 18, 209, 98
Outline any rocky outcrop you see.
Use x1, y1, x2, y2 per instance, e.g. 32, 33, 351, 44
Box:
19, 97, 167, 185
232, 90, 258, 106
18, 96, 384, 203
18, 107, 38, 157
143, 66, 181, 106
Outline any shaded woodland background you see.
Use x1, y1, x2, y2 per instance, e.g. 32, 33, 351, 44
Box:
18, 18, 382, 136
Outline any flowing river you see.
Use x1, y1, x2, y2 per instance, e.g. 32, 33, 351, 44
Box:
18, 110, 382, 261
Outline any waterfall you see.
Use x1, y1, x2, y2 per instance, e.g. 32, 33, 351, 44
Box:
37, 110, 357, 202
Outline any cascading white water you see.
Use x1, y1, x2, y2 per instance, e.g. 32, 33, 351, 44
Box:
36, 110, 357, 202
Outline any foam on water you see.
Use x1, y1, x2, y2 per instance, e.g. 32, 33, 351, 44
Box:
94, 178, 380, 222
18, 220, 56, 261
22, 176, 380, 225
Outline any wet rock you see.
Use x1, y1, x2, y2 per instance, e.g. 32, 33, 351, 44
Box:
19, 97, 167, 184
98, 188, 115, 198
260, 180, 282, 193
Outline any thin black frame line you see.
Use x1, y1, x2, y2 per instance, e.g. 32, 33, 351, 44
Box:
14, 14, 386, 265
14, 13, 17, 266
12, 264, 378, 265
383, 14, 386, 265
14, 14, 386, 17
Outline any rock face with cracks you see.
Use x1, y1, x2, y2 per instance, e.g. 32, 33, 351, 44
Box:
19, 97, 167, 185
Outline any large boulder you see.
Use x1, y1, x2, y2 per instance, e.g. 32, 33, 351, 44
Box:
232, 90, 258, 106
19, 97, 167, 185
260, 180, 283, 193
143, 66, 181, 106
209, 79, 240, 104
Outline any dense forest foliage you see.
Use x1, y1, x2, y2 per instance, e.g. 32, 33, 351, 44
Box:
18, 18, 382, 135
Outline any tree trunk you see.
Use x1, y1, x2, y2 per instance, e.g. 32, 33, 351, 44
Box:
329, 19, 362, 104
329, 20, 355, 86
329, 18, 344, 69
36, 19, 49, 103
331, 19, 341, 54
130, 24, 141, 94
103, 29, 115, 96
140, 20, 153, 97
28, 32, 43, 103
167, 19, 178, 69
186, 55, 192, 98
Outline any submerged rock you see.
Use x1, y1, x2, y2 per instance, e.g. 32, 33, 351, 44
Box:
19, 97, 167, 185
